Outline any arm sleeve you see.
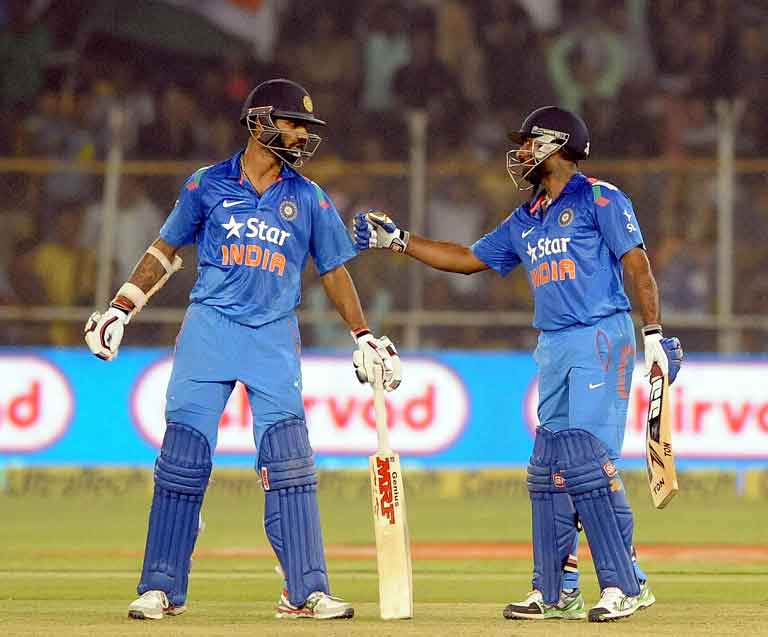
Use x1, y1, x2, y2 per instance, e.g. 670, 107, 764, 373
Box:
308, 183, 358, 275
158, 170, 206, 247
593, 186, 645, 259
470, 214, 522, 276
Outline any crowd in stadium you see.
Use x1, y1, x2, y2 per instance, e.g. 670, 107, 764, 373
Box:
1, 0, 766, 350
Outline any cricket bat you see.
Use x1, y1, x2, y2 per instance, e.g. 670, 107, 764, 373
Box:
645, 363, 679, 509
369, 366, 413, 620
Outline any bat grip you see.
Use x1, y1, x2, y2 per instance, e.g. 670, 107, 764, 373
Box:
373, 365, 392, 452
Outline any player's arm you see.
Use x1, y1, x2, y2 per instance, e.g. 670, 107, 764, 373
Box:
320, 264, 402, 392
621, 246, 683, 382
84, 168, 205, 362
352, 211, 488, 274
84, 238, 183, 361
112, 238, 181, 312
621, 247, 659, 327
319, 264, 367, 333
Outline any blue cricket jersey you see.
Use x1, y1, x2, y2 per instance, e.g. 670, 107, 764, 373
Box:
159, 151, 357, 327
472, 173, 644, 331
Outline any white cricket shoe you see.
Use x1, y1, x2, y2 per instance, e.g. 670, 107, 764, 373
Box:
503, 588, 586, 620
588, 586, 641, 622
128, 590, 187, 620
275, 589, 354, 619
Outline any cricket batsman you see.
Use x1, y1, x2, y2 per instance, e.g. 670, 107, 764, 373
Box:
85, 78, 401, 620
353, 106, 683, 622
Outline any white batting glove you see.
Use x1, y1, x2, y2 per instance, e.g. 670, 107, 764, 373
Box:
352, 329, 402, 391
84, 306, 130, 361
352, 211, 410, 253
642, 324, 668, 377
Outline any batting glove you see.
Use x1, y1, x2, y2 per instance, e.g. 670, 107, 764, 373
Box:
352, 211, 410, 253
642, 324, 683, 384
352, 328, 402, 391
84, 305, 130, 361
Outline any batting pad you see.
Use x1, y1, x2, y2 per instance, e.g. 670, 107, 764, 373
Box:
138, 423, 212, 606
557, 429, 640, 597
259, 419, 328, 606
527, 428, 579, 605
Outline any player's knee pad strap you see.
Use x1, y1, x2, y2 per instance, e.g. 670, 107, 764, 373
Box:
556, 429, 640, 596
527, 428, 579, 605
259, 419, 327, 606
139, 424, 212, 606
258, 418, 317, 490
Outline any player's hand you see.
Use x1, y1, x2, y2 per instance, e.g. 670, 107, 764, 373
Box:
642, 325, 683, 384
84, 305, 130, 361
661, 336, 683, 384
352, 329, 402, 391
353, 211, 410, 253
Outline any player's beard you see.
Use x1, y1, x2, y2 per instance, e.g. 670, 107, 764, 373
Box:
526, 163, 546, 188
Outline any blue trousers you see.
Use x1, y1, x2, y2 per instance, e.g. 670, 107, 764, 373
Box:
535, 311, 636, 459
533, 311, 647, 587
165, 303, 305, 454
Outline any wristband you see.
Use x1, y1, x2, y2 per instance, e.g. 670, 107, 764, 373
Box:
351, 327, 372, 344
641, 324, 663, 337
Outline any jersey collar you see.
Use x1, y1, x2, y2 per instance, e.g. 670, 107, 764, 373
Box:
562, 172, 589, 194
525, 172, 588, 217
227, 150, 300, 182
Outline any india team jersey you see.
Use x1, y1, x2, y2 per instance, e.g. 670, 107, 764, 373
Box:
472, 173, 644, 331
159, 151, 357, 327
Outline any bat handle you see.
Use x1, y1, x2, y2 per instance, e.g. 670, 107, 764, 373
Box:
372, 365, 392, 452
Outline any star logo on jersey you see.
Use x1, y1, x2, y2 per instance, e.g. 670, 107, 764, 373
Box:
526, 241, 538, 263
222, 215, 245, 239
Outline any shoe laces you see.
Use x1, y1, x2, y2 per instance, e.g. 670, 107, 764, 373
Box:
141, 590, 170, 607
521, 590, 543, 605
598, 587, 625, 607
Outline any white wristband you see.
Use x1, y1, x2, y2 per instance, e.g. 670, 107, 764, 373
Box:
115, 282, 148, 313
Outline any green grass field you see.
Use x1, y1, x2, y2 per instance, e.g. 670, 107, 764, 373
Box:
1, 469, 766, 636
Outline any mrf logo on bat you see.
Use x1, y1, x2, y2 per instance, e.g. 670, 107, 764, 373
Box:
375, 456, 401, 525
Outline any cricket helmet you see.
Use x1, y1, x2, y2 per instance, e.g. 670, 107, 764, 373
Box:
506, 106, 590, 190
240, 79, 326, 167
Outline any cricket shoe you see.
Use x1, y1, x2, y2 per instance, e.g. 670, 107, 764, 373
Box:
637, 581, 656, 610
503, 588, 586, 620
588, 586, 641, 622
275, 590, 354, 619
127, 590, 186, 620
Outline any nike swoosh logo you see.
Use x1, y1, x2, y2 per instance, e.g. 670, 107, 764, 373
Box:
521, 227, 534, 238
589, 382, 605, 390
223, 200, 246, 208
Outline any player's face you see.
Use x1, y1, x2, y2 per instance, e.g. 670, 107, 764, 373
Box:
515, 138, 535, 163
274, 118, 310, 151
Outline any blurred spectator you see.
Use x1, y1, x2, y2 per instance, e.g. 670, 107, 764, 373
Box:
547, 3, 628, 114
0, 0, 52, 112
474, 1, 555, 114
276, 7, 360, 151
23, 90, 98, 219
139, 84, 206, 158
29, 202, 94, 344
654, 236, 714, 315
433, 0, 486, 107
84, 72, 156, 158
392, 25, 466, 155
424, 178, 489, 304
81, 176, 163, 282
360, 1, 410, 113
